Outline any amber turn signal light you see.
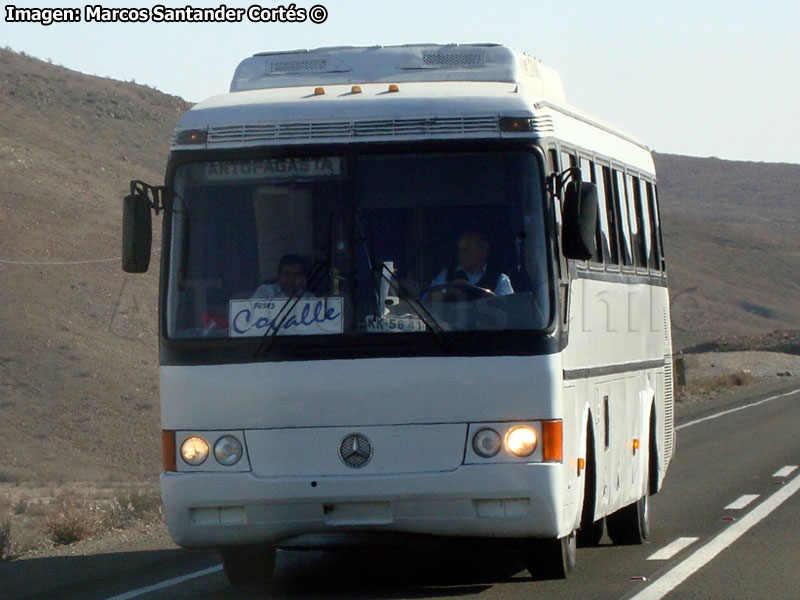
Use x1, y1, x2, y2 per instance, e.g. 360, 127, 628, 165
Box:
162, 430, 177, 472
542, 420, 563, 462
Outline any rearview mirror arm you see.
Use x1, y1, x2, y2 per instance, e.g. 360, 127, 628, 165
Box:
546, 166, 582, 201
129, 180, 166, 215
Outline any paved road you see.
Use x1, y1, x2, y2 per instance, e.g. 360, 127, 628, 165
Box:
7, 383, 800, 600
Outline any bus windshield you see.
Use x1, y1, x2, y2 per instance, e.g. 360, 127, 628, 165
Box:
165, 151, 552, 340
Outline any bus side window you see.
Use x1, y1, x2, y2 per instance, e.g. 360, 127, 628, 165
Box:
560, 150, 576, 170
548, 148, 562, 232
637, 178, 654, 269
613, 169, 633, 266
548, 149, 559, 173
599, 165, 619, 264
647, 182, 666, 271
628, 174, 646, 268
580, 157, 602, 264
579, 157, 591, 182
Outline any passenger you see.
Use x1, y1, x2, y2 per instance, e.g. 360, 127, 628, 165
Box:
428, 232, 513, 297
253, 253, 315, 299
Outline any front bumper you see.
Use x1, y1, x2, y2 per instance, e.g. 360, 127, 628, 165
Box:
161, 462, 571, 548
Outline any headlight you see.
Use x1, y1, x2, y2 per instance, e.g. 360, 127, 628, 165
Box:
505, 426, 538, 457
214, 435, 243, 466
180, 436, 209, 466
472, 428, 502, 458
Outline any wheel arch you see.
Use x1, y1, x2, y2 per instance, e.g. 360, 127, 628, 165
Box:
581, 409, 600, 523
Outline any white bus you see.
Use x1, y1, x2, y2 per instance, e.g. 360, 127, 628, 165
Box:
122, 43, 674, 584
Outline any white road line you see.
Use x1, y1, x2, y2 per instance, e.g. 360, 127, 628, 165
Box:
724, 494, 760, 510
675, 388, 800, 431
102, 565, 223, 600
647, 537, 698, 561
629, 473, 800, 600
773, 465, 798, 478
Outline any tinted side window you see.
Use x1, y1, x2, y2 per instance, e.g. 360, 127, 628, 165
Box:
613, 170, 633, 266
638, 179, 655, 269
600, 165, 619, 264
548, 148, 559, 173
646, 182, 665, 271
580, 157, 602, 263
579, 157, 592, 182
628, 175, 646, 267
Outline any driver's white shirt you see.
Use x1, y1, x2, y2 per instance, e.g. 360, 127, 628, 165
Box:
252, 283, 314, 299
430, 265, 514, 296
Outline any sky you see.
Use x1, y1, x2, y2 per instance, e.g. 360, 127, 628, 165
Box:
2, 0, 799, 164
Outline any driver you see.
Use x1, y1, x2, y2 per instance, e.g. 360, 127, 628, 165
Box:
252, 253, 315, 299
429, 232, 513, 296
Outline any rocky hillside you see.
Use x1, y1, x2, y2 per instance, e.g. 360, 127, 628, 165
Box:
655, 153, 800, 348
0, 49, 188, 482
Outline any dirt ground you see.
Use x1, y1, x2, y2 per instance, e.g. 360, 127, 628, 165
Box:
681, 350, 800, 380
676, 350, 800, 405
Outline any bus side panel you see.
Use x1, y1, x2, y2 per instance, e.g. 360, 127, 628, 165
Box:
565, 274, 670, 519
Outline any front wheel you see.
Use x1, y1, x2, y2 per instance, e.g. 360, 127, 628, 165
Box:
577, 426, 604, 547
577, 516, 604, 547
220, 544, 276, 586
524, 531, 576, 580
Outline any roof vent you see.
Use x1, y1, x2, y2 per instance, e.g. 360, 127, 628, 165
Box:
422, 50, 485, 68
268, 57, 329, 74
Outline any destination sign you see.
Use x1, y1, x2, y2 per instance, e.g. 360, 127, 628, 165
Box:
202, 157, 342, 182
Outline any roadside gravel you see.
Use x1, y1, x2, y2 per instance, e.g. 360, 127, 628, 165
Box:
680, 350, 800, 380
675, 351, 800, 421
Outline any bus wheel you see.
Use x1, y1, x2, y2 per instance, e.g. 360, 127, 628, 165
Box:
577, 427, 604, 547
607, 483, 650, 545
577, 516, 604, 547
525, 531, 576, 580
220, 544, 276, 586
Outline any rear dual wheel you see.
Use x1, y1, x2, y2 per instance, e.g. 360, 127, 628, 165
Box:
607, 442, 651, 545
607, 487, 650, 545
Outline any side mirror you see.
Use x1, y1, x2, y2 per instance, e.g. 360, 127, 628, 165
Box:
122, 192, 152, 273
562, 181, 598, 260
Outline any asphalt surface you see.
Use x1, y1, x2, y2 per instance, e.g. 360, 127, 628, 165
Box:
5, 381, 800, 600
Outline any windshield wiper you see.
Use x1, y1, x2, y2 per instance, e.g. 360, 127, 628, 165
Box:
253, 260, 329, 359
373, 263, 458, 354
373, 263, 446, 333
355, 213, 453, 352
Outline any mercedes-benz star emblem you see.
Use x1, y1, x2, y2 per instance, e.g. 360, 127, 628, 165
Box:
339, 433, 372, 468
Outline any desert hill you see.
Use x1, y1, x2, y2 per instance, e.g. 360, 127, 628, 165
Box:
654, 153, 800, 348
0, 49, 187, 482
0, 48, 798, 482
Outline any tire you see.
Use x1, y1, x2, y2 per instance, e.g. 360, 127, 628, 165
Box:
220, 545, 276, 586
577, 425, 604, 547
525, 531, 576, 580
577, 516, 604, 547
607, 476, 650, 545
